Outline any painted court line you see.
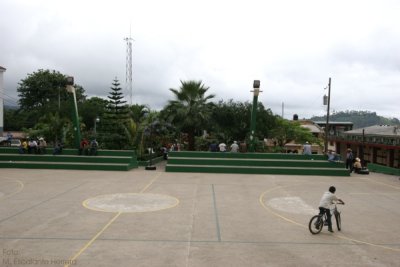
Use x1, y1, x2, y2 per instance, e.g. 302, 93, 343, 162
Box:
0, 181, 86, 225
140, 172, 162, 193
66, 211, 122, 266
259, 184, 400, 252
65, 172, 162, 267
1, 235, 399, 248
0, 178, 24, 200
211, 184, 222, 242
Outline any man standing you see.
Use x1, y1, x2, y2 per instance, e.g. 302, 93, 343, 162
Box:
303, 141, 312, 155
345, 148, 354, 172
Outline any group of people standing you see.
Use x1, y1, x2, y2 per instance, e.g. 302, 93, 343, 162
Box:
345, 148, 364, 173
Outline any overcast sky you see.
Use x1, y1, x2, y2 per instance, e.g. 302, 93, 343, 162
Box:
1, 0, 399, 120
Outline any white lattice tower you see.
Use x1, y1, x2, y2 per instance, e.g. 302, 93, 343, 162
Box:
124, 37, 133, 105
0, 66, 6, 135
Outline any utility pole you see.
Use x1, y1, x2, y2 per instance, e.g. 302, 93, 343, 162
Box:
324, 77, 331, 153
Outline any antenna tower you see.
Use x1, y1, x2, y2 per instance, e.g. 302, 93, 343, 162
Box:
124, 36, 133, 105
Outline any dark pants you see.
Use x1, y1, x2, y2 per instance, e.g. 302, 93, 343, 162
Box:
346, 159, 353, 171
319, 207, 332, 230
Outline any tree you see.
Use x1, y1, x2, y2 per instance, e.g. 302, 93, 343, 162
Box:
210, 100, 278, 143
17, 69, 86, 114
129, 104, 150, 124
161, 80, 215, 151
4, 108, 29, 130
15, 69, 86, 135
98, 78, 136, 149
270, 118, 317, 147
24, 112, 70, 144
79, 97, 108, 134
138, 110, 176, 159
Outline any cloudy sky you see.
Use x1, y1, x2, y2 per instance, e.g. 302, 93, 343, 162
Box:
1, 0, 399, 119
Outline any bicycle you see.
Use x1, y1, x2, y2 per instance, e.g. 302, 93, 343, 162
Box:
309, 203, 343, 234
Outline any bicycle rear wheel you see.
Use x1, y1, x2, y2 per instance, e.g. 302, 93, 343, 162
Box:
335, 212, 341, 231
309, 215, 323, 234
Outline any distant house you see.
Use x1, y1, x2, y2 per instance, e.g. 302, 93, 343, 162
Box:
279, 120, 325, 154
313, 121, 354, 136
313, 121, 354, 152
284, 120, 352, 154
332, 125, 400, 168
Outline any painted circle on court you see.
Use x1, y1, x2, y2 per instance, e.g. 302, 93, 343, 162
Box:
0, 179, 24, 199
83, 193, 179, 213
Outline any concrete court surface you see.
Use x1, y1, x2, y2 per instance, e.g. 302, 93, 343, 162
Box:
0, 163, 399, 267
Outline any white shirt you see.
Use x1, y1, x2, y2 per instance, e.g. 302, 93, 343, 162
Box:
303, 143, 312, 155
319, 191, 338, 209
219, 143, 226, 152
29, 140, 37, 147
230, 143, 239, 152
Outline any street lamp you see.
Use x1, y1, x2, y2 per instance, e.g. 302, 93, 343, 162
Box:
143, 113, 156, 170
145, 123, 157, 170
66, 76, 82, 149
94, 116, 100, 136
249, 80, 262, 152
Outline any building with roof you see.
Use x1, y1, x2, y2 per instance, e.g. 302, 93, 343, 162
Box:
332, 125, 400, 168
279, 120, 325, 154
286, 120, 354, 154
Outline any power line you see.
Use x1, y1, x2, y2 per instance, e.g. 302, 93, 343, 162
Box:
0, 96, 18, 106
1, 91, 19, 102
1, 98, 18, 106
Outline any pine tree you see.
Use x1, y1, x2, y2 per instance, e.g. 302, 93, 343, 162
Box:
107, 79, 128, 117
98, 78, 135, 149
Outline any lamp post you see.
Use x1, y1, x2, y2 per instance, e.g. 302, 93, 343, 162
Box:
94, 116, 100, 136
249, 80, 262, 152
143, 113, 156, 170
66, 76, 81, 149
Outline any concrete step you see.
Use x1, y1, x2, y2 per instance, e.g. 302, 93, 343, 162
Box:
0, 160, 133, 171
166, 164, 350, 176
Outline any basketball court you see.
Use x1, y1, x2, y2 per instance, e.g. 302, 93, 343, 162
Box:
1, 163, 399, 266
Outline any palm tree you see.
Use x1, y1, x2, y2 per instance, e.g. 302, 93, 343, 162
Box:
129, 104, 150, 124
163, 80, 215, 151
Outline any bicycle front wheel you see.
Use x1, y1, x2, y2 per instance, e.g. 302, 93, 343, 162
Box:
335, 212, 341, 231
309, 215, 323, 234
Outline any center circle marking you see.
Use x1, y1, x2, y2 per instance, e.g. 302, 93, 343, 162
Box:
83, 193, 179, 213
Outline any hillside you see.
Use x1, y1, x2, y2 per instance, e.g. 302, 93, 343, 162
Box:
310, 110, 400, 129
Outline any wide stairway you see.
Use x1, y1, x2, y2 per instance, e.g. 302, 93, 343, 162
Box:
166, 151, 349, 176
0, 147, 138, 171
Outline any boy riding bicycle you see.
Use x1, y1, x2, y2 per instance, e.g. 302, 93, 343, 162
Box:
318, 186, 345, 232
